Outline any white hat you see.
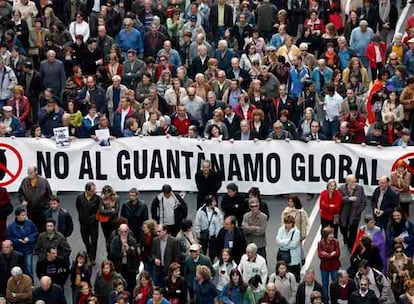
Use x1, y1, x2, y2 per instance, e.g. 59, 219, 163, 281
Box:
189, 244, 200, 251
2, 106, 12, 112
408, 38, 414, 43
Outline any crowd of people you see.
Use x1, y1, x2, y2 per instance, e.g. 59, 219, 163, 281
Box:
0, 161, 413, 304
0, 0, 414, 302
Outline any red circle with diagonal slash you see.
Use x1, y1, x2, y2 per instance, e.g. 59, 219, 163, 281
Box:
391, 152, 414, 194
0, 143, 23, 187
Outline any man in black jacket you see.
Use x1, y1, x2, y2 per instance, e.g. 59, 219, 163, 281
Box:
296, 270, 324, 304
371, 176, 399, 230
195, 160, 223, 209
232, 119, 260, 141
209, 0, 233, 44
216, 216, 246, 263
35, 247, 69, 287
75, 182, 101, 264
32, 276, 66, 304
120, 188, 148, 241
0, 240, 24, 296
220, 183, 249, 225
151, 185, 188, 237
43, 196, 73, 238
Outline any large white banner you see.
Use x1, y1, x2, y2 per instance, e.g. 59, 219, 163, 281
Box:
1, 137, 413, 195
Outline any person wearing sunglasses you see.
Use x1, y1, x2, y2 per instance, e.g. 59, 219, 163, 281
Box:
387, 243, 414, 300
349, 277, 379, 304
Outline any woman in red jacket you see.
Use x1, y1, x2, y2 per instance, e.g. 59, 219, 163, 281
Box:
318, 226, 340, 304
365, 34, 386, 82
7, 85, 31, 131
320, 179, 342, 238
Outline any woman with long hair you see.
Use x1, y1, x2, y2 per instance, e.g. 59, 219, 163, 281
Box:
140, 219, 157, 280
164, 78, 186, 113
248, 80, 272, 120
97, 185, 120, 247
64, 66, 84, 102
342, 57, 370, 90
156, 70, 172, 97
219, 268, 252, 304
386, 207, 414, 258
133, 270, 154, 304
318, 226, 341, 303
94, 260, 125, 304
204, 58, 219, 83
106, 53, 123, 78
65, 99, 83, 127
70, 251, 92, 304
349, 234, 383, 277
240, 43, 262, 72
213, 249, 238, 293
388, 243, 414, 300
204, 109, 229, 139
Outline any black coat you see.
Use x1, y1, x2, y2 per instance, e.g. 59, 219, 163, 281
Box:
0, 251, 24, 294
195, 171, 223, 206
232, 130, 260, 140
296, 281, 323, 304
75, 192, 101, 226
43, 208, 74, 238
371, 186, 399, 229
349, 289, 379, 304
225, 114, 241, 139
151, 192, 188, 226
226, 68, 251, 90
190, 56, 209, 79
216, 227, 246, 264
220, 192, 249, 225
32, 284, 67, 304
120, 200, 148, 241
209, 4, 233, 33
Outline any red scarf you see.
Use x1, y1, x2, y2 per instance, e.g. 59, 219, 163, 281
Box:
77, 292, 91, 304
73, 75, 83, 87
102, 271, 113, 283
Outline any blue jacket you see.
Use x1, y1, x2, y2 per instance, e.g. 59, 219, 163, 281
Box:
80, 115, 99, 138
146, 298, 170, 304
215, 49, 234, 72
6, 219, 38, 254
157, 49, 182, 69
76, 86, 108, 116
194, 279, 218, 304
403, 50, 414, 76
38, 106, 64, 138
270, 33, 285, 50
288, 66, 309, 97
312, 67, 333, 95
0, 116, 24, 137
219, 284, 250, 304
386, 219, 414, 257
116, 28, 144, 54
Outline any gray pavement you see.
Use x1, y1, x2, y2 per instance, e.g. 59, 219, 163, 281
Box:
6, 191, 352, 303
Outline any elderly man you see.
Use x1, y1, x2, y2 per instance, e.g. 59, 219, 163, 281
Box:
226, 57, 250, 90
312, 59, 333, 96
211, 71, 231, 102
242, 198, 268, 259
0, 240, 24, 295
217, 216, 247, 263
340, 88, 367, 116
108, 224, 138, 292
76, 75, 108, 116
32, 276, 65, 304
0, 106, 23, 137
39, 51, 66, 96
182, 87, 204, 128
189, 33, 213, 65
371, 176, 399, 230
190, 44, 209, 79
330, 269, 357, 304
153, 115, 179, 136
6, 266, 32, 304
0, 59, 17, 109
259, 65, 280, 99
296, 270, 324, 304
350, 20, 375, 69
215, 40, 234, 71
238, 243, 268, 288
233, 119, 259, 140
17, 166, 52, 232
157, 40, 182, 70
338, 175, 366, 251
116, 18, 144, 57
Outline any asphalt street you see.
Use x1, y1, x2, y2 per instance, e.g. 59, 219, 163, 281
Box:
7, 191, 376, 303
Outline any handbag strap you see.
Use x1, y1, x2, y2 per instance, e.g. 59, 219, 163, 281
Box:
204, 208, 214, 230
289, 230, 295, 241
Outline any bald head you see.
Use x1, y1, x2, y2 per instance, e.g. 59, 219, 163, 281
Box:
2, 240, 12, 255
40, 276, 52, 291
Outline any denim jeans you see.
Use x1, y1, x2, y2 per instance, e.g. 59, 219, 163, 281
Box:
321, 269, 338, 303
24, 253, 33, 279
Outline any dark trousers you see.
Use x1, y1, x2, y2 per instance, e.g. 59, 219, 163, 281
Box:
80, 222, 99, 260
199, 236, 217, 262
121, 264, 136, 293
28, 207, 46, 233
321, 218, 339, 239
370, 63, 383, 81
340, 224, 358, 250
257, 247, 267, 261
287, 264, 301, 283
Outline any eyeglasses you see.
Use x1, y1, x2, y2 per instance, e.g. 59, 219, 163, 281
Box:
250, 205, 259, 208
360, 283, 368, 286
396, 250, 403, 253
188, 94, 195, 97
268, 50, 275, 52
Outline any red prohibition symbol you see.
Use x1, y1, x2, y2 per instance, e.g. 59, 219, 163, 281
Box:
0, 142, 23, 187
